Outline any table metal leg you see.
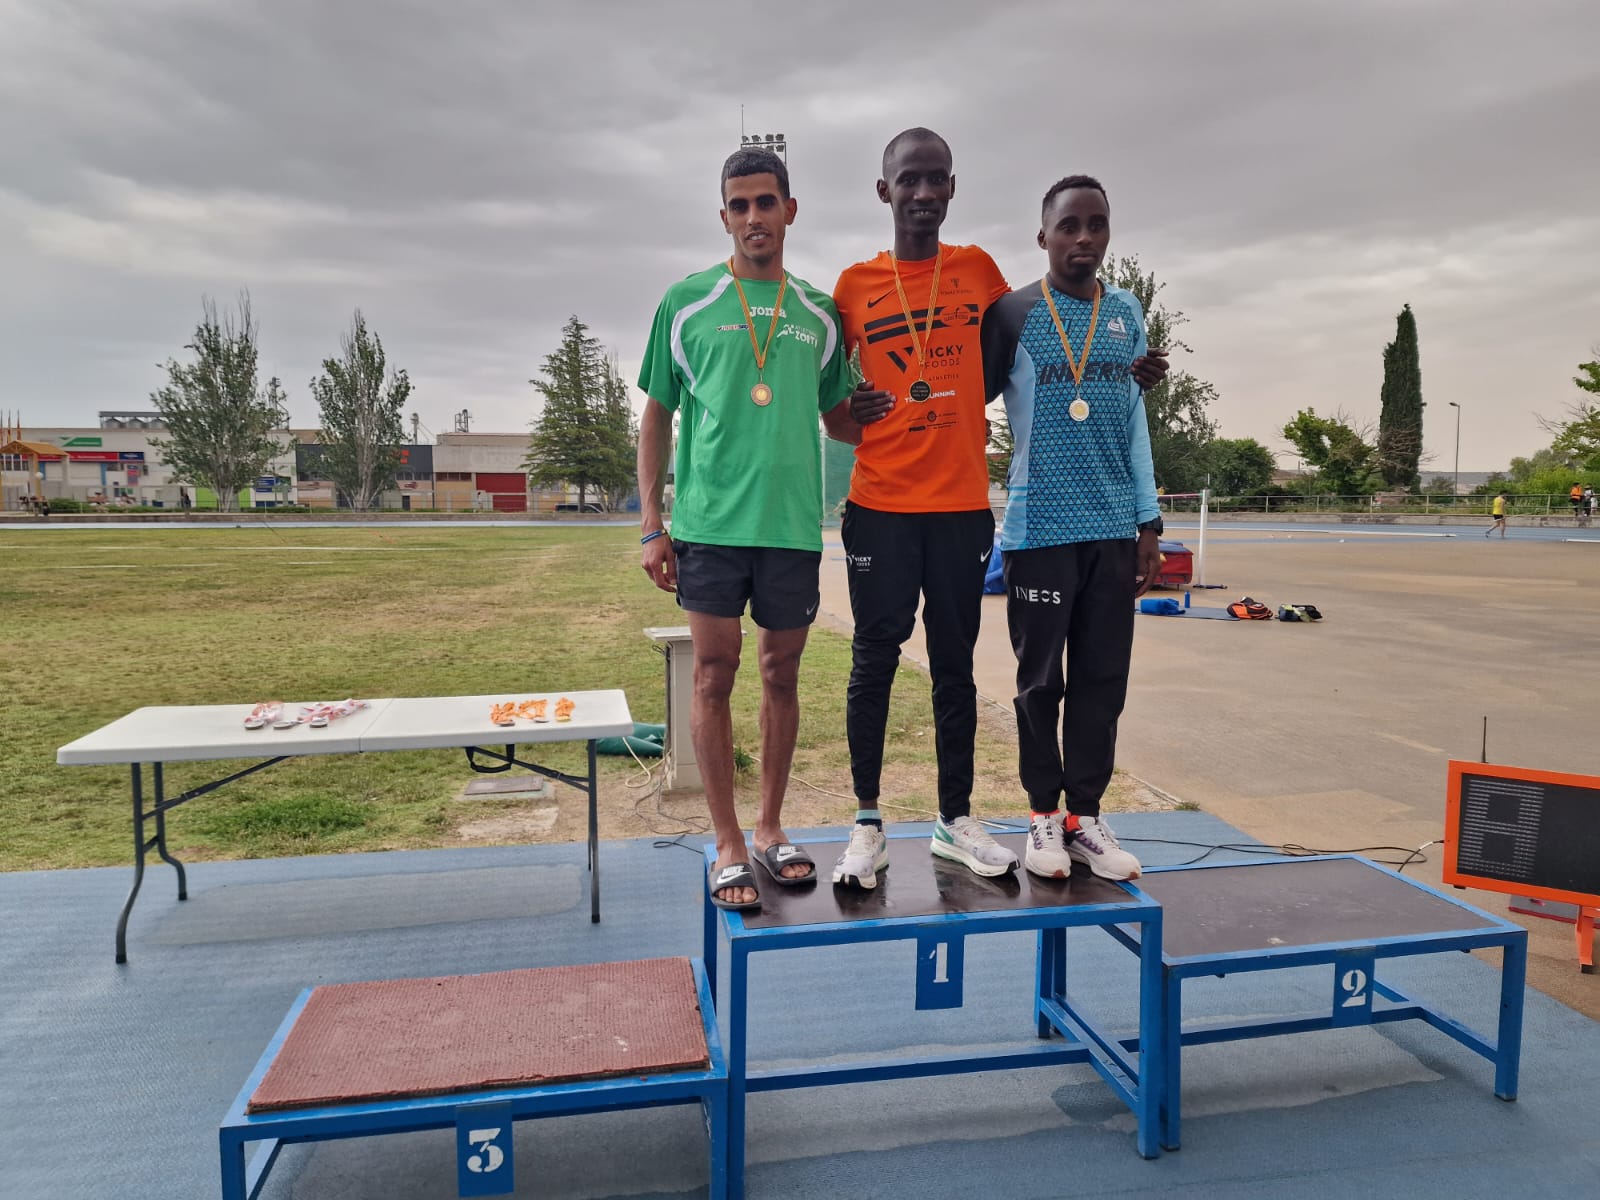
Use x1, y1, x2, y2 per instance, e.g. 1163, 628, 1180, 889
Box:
152, 762, 188, 900
587, 739, 599, 923
1496, 936, 1526, 1100
115, 764, 147, 964
1036, 926, 1065, 1038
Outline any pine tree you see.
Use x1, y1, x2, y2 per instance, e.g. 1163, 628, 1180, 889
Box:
1376, 304, 1423, 489
525, 317, 635, 509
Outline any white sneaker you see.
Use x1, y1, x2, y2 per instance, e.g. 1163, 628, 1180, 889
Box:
931, 815, 1019, 877
1067, 815, 1142, 880
1024, 813, 1073, 879
832, 823, 889, 889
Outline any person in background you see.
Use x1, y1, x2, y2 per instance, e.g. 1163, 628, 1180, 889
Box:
1486, 491, 1508, 538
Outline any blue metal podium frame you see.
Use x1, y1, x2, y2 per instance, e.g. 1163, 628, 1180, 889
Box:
219, 958, 730, 1200
702, 834, 1167, 1197
1100, 855, 1528, 1151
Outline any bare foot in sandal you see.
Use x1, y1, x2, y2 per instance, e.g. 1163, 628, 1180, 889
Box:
710, 853, 758, 907
753, 829, 815, 882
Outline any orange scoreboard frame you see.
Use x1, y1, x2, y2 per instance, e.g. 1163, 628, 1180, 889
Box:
1443, 759, 1600, 907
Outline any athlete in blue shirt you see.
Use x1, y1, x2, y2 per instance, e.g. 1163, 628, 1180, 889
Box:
981, 174, 1168, 882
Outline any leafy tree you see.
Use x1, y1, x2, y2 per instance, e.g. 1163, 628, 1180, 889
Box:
525, 316, 636, 508
1204, 437, 1276, 496
1100, 254, 1218, 492
1374, 304, 1424, 489
987, 409, 1014, 487
1507, 446, 1567, 482
1525, 348, 1600, 477
1423, 474, 1458, 495
310, 311, 411, 510
149, 292, 288, 512
1281, 408, 1377, 496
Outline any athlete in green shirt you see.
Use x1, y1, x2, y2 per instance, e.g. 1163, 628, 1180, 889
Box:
638, 146, 861, 909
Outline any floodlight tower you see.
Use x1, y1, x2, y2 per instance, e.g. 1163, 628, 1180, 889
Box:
737, 131, 788, 163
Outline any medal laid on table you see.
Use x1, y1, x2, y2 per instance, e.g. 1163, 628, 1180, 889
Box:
1039, 277, 1102, 422
729, 258, 788, 406
890, 248, 943, 403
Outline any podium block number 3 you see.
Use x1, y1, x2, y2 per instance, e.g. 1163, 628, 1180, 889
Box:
916, 931, 965, 1010
457, 1103, 514, 1196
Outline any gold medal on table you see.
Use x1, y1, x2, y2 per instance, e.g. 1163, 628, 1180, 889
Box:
1040, 278, 1102, 424
891, 249, 943, 403
729, 258, 788, 407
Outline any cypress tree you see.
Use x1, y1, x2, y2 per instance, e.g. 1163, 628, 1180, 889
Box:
1376, 304, 1423, 489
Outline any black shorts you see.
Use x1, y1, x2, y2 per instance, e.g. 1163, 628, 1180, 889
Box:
673, 541, 821, 630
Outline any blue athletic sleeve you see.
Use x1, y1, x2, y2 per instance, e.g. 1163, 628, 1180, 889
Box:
1127, 304, 1159, 523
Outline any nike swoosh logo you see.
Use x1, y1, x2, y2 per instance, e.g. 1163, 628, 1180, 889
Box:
980, 548, 992, 563
865, 291, 895, 309
805, 601, 819, 617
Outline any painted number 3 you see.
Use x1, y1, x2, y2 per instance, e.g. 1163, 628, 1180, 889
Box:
467, 1128, 504, 1174
1339, 968, 1369, 1007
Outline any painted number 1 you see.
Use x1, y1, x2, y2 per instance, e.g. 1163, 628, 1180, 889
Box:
928, 942, 950, 984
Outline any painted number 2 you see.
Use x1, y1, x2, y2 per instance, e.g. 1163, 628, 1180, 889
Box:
467, 1129, 504, 1174
1339, 968, 1369, 1007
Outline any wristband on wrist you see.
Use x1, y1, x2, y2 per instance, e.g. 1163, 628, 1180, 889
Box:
641, 530, 665, 545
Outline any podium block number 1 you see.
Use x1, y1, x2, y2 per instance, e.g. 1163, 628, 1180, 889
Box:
457, 1102, 514, 1196
916, 931, 965, 1010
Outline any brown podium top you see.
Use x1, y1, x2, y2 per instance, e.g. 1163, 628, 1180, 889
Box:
248, 957, 707, 1113
1135, 857, 1500, 960
737, 834, 1134, 930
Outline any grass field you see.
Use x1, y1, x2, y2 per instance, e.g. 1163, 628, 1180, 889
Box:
2, 524, 1159, 872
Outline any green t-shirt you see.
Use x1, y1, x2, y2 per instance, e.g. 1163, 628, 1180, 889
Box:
638, 262, 854, 551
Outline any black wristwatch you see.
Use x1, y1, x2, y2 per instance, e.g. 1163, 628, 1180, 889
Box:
1137, 516, 1164, 536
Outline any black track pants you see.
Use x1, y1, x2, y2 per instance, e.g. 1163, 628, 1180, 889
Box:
842, 502, 995, 820
1003, 538, 1136, 817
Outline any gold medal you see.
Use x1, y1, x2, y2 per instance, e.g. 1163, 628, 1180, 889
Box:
890, 249, 943, 403
1039, 278, 1102, 422
729, 259, 788, 407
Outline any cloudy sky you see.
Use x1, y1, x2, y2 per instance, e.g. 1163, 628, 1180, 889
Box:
3, 0, 1596, 472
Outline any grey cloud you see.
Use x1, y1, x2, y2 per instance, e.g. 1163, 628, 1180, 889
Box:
2, 0, 1596, 469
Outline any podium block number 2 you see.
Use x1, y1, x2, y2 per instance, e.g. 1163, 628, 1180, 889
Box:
457, 1102, 514, 1196
916, 931, 965, 1010
1331, 952, 1376, 1027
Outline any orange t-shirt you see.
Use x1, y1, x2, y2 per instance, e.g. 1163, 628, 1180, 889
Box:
833, 244, 1010, 512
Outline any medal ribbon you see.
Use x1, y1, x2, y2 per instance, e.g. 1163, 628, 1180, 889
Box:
1039, 277, 1101, 394
728, 259, 788, 381
889, 248, 944, 379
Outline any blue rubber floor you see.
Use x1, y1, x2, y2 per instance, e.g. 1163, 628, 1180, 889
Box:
2, 811, 1595, 1199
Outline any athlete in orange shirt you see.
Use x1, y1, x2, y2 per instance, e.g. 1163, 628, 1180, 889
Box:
829, 129, 1019, 886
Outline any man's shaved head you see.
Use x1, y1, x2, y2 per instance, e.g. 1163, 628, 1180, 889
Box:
882, 127, 951, 177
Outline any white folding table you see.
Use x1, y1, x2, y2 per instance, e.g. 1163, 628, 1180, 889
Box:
56, 692, 634, 962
